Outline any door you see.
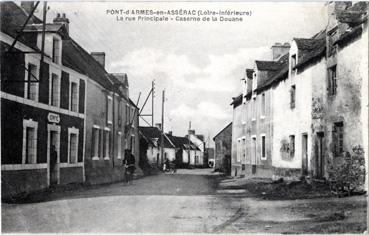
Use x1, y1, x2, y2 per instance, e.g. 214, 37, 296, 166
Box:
252, 137, 257, 174
301, 134, 308, 176
49, 130, 60, 185
316, 132, 325, 178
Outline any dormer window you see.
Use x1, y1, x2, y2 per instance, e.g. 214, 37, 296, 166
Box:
52, 37, 61, 64
291, 54, 297, 70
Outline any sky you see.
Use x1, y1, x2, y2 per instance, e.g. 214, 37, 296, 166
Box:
36, 1, 327, 146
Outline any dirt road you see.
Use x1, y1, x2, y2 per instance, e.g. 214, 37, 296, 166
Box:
2, 168, 367, 233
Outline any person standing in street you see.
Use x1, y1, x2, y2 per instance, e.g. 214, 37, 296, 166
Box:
123, 149, 136, 185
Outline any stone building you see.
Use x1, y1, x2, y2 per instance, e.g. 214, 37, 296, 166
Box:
213, 122, 232, 175
231, 2, 368, 187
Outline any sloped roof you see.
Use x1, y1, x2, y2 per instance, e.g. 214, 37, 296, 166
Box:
230, 94, 242, 107
23, 23, 69, 39
0, 2, 41, 50
255, 60, 280, 71
166, 135, 200, 151
213, 122, 232, 141
294, 38, 325, 52
294, 38, 326, 70
139, 126, 174, 148
246, 69, 254, 79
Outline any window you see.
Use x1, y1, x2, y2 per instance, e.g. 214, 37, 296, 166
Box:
290, 85, 296, 109
68, 128, 79, 163
26, 63, 38, 101
242, 138, 246, 162
104, 129, 110, 159
328, 65, 337, 96
261, 135, 266, 160
291, 54, 296, 70
107, 96, 113, 124
261, 93, 266, 117
289, 135, 295, 158
92, 126, 100, 160
236, 139, 241, 162
69, 134, 78, 163
23, 119, 38, 164
118, 99, 122, 126
126, 104, 130, 125
117, 132, 122, 159
333, 122, 344, 156
52, 37, 61, 64
51, 73, 60, 106
252, 97, 256, 120
70, 82, 78, 112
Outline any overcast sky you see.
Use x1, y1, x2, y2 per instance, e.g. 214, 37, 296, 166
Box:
38, 1, 327, 146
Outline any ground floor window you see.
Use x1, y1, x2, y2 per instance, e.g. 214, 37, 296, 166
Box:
333, 121, 344, 156
68, 128, 79, 163
117, 132, 122, 159
23, 119, 38, 164
289, 135, 295, 158
104, 129, 110, 159
261, 135, 266, 160
92, 126, 100, 159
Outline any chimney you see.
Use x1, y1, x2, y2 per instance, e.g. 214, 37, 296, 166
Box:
168, 131, 173, 136
21, 1, 35, 15
53, 12, 70, 35
188, 130, 195, 135
271, 42, 290, 61
91, 52, 106, 68
326, 2, 352, 32
155, 123, 162, 130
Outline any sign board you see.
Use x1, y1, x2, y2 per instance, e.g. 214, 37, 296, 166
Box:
48, 113, 60, 123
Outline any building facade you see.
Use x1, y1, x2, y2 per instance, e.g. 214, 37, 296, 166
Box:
213, 122, 232, 175
231, 2, 368, 188
1, 2, 85, 198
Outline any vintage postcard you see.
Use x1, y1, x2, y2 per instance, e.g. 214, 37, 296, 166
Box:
1, 0, 368, 233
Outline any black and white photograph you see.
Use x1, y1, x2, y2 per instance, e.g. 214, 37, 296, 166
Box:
0, 0, 368, 233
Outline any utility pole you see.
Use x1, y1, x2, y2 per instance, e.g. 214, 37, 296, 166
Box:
39, 1, 47, 82
152, 80, 155, 126
160, 90, 165, 167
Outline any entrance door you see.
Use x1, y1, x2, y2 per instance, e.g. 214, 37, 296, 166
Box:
301, 134, 308, 176
316, 132, 325, 178
252, 137, 257, 174
48, 127, 60, 186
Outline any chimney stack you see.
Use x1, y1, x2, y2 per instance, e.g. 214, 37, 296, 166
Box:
155, 123, 162, 130
53, 12, 70, 34
188, 130, 195, 135
168, 131, 173, 136
91, 52, 106, 68
271, 42, 290, 61
21, 1, 35, 15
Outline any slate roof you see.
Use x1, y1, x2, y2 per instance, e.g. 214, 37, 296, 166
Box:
213, 122, 232, 141
246, 69, 254, 79
294, 38, 326, 70
166, 135, 200, 151
255, 60, 280, 71
139, 126, 174, 148
1, 2, 41, 50
230, 94, 242, 107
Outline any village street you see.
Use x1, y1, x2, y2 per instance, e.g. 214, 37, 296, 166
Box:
2, 168, 367, 233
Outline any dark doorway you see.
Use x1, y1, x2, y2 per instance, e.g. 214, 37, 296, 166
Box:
252, 137, 257, 174
316, 132, 325, 178
302, 134, 308, 176
49, 130, 59, 185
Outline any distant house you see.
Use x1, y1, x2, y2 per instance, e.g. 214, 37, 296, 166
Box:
187, 130, 205, 167
166, 133, 201, 168
213, 123, 232, 175
205, 147, 215, 167
139, 125, 176, 166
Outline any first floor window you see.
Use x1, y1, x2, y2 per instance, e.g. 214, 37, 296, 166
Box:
261, 135, 266, 160
333, 122, 344, 156
290, 85, 296, 109
289, 135, 295, 158
70, 82, 78, 112
328, 65, 337, 96
69, 133, 78, 163
51, 73, 60, 106
26, 63, 38, 101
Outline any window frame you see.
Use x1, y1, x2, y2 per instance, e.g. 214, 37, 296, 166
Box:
67, 127, 79, 164
22, 119, 38, 164
260, 134, 266, 160
106, 95, 113, 125
103, 127, 111, 160
333, 122, 344, 156
289, 135, 295, 158
92, 125, 100, 160
328, 65, 337, 96
50, 73, 61, 107
69, 81, 79, 112
260, 93, 266, 118
117, 131, 122, 159
290, 85, 296, 109
24, 62, 39, 101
